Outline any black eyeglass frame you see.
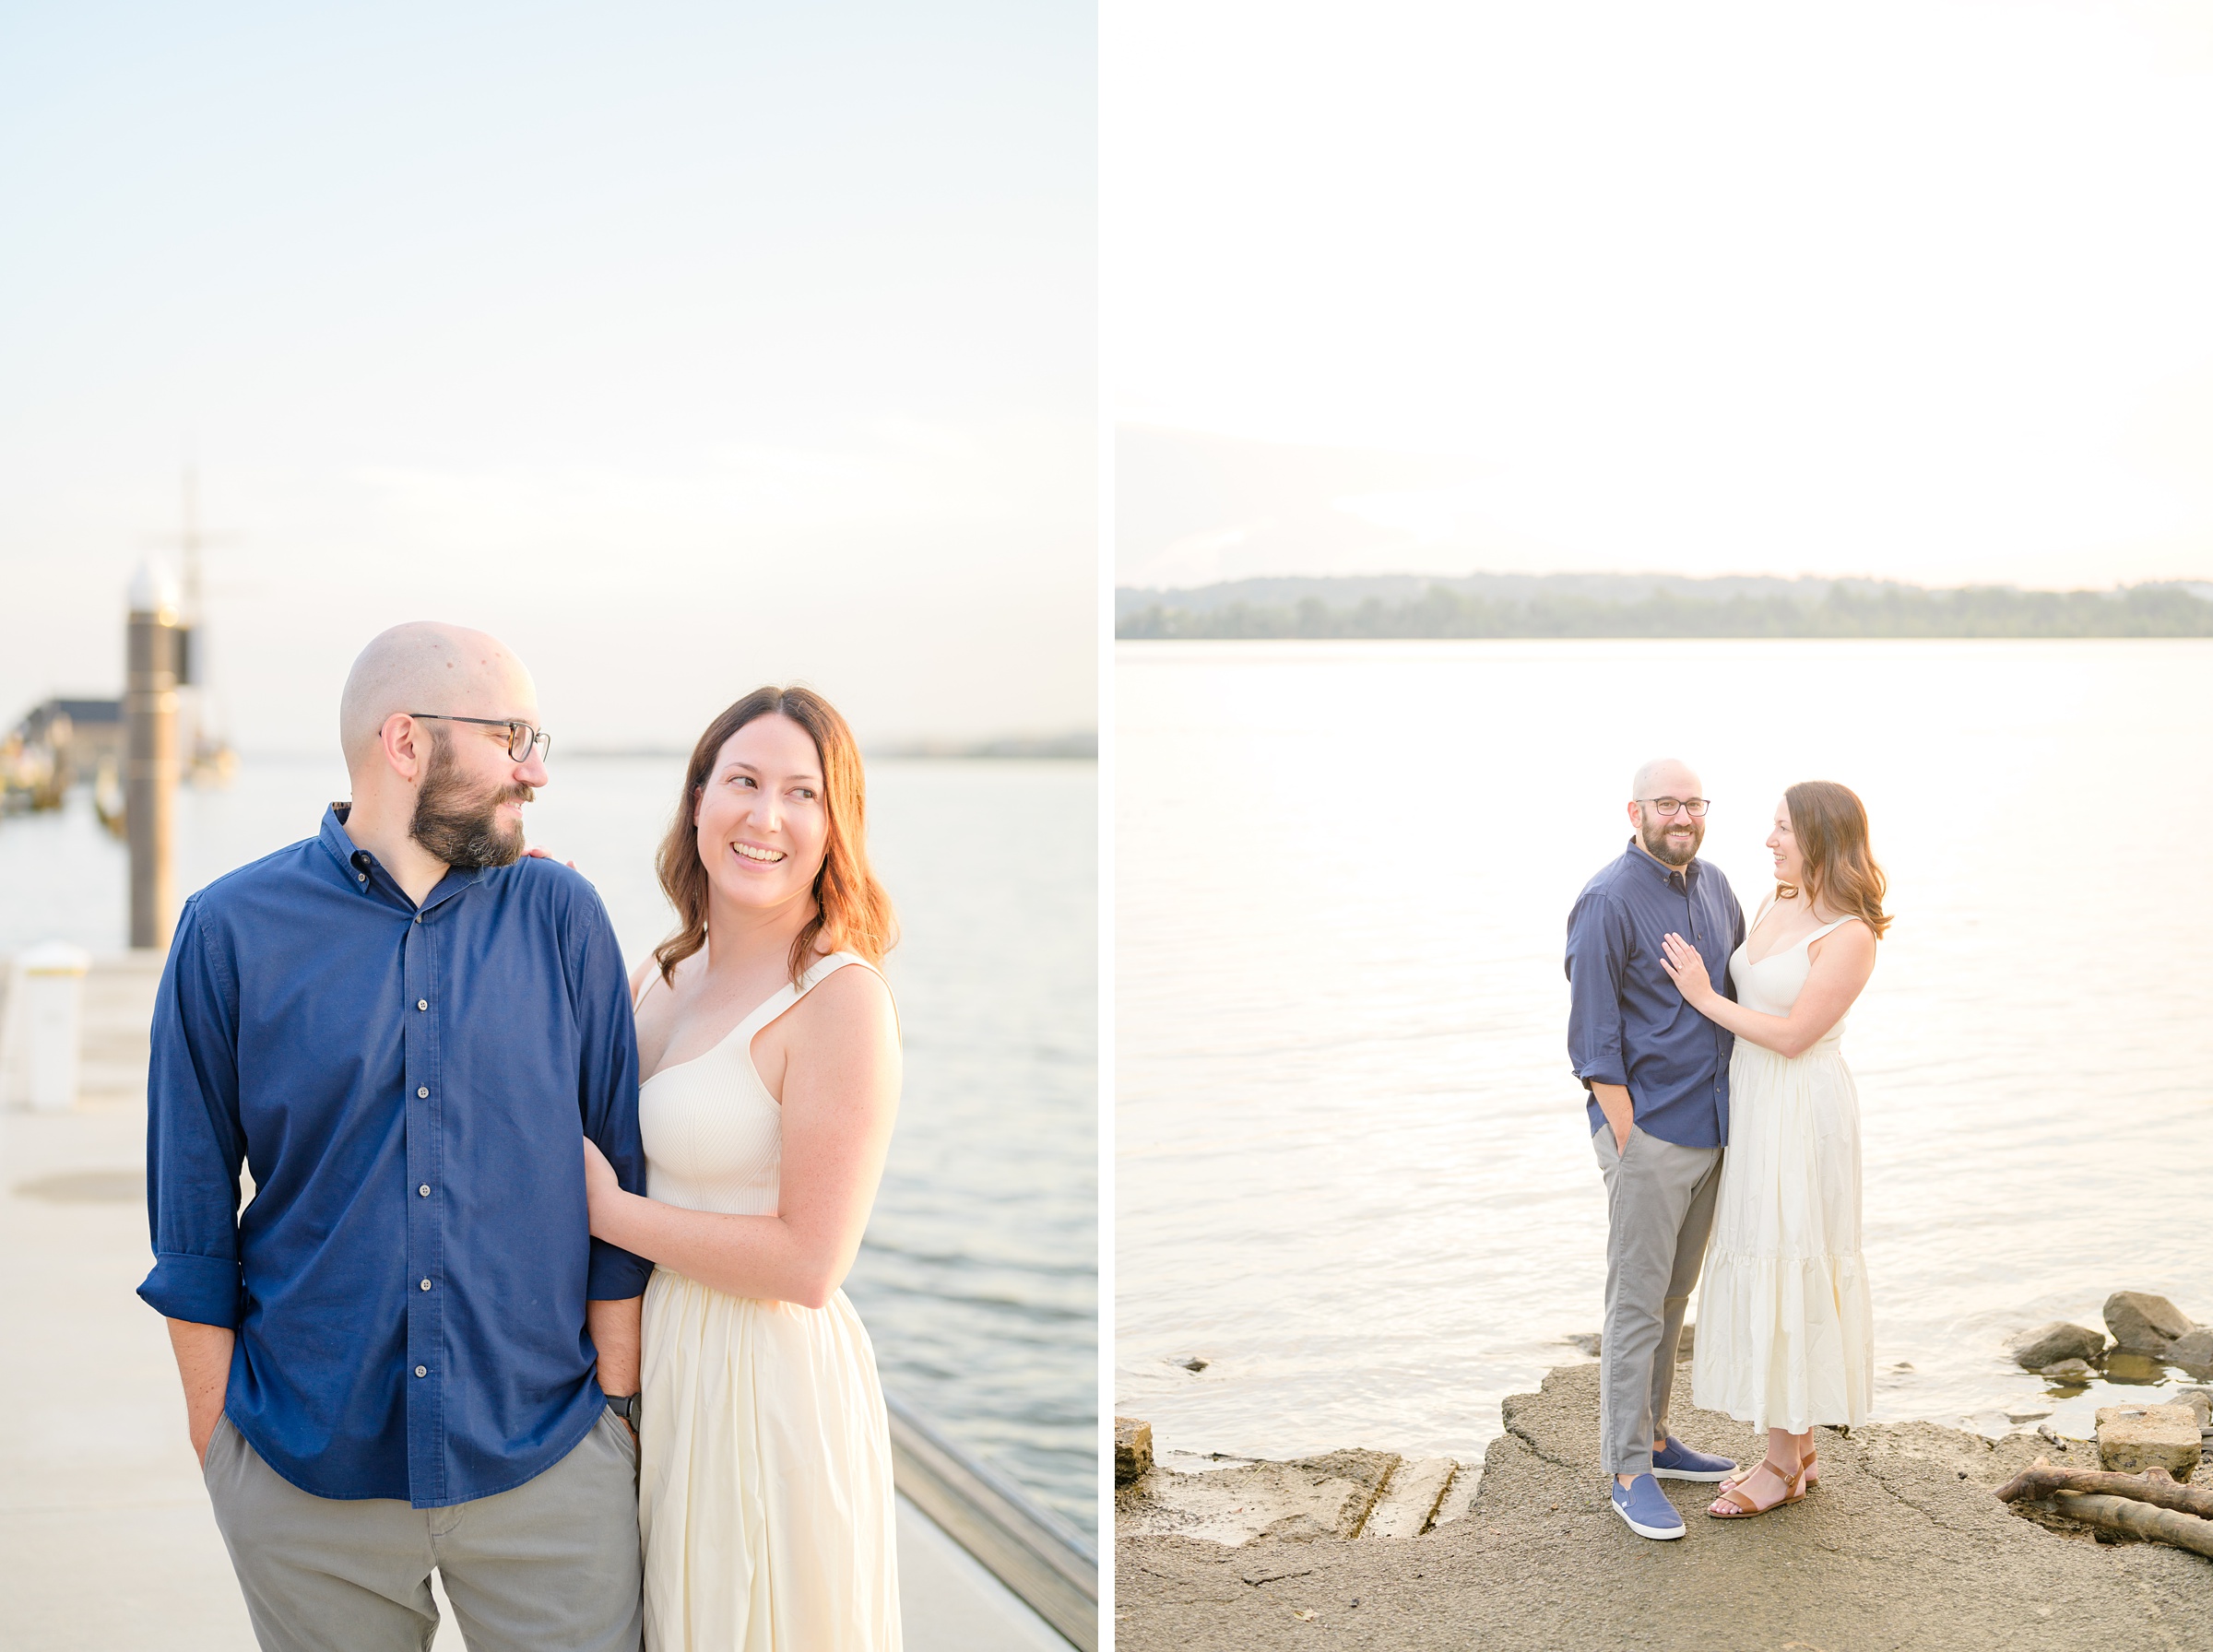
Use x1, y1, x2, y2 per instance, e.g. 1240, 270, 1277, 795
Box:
1635, 796, 1710, 818
408, 713, 552, 763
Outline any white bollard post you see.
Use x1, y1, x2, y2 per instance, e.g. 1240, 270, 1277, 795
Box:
20, 942, 93, 1113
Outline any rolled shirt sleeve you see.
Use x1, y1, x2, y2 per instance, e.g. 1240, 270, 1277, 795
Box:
572, 897, 654, 1302
1565, 891, 1631, 1091
138, 899, 248, 1328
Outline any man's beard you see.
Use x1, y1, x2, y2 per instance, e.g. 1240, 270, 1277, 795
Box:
410, 735, 530, 869
1639, 813, 1702, 867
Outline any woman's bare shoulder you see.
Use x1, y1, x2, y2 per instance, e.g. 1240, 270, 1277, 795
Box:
1808, 916, 1877, 965
801, 957, 896, 1023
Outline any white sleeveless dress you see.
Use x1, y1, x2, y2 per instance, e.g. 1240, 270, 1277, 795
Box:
634, 952, 902, 1652
1691, 915, 1875, 1434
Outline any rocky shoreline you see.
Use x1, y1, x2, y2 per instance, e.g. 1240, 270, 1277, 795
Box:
2008, 1291, 2213, 1389
1116, 1361, 2213, 1651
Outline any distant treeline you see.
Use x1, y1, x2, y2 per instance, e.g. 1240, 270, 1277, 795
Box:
1118, 580, 2213, 641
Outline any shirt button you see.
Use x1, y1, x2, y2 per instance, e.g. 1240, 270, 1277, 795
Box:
357, 873, 367, 883
415, 1365, 428, 1377
417, 999, 428, 1011
417, 1087, 429, 1099
413, 914, 421, 925
419, 1184, 431, 1198
420, 1279, 432, 1291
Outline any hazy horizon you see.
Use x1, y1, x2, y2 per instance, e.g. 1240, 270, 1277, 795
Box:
1115, 557, 2213, 598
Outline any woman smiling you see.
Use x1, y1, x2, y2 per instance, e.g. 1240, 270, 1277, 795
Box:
1660, 780, 1888, 1522
580, 685, 904, 1650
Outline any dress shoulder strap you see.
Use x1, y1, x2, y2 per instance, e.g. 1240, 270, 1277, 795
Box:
795, 950, 869, 994
1806, 914, 1860, 943
791, 950, 900, 1039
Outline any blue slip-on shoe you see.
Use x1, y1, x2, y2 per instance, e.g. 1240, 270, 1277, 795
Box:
1609, 1473, 1685, 1540
1651, 1436, 1736, 1481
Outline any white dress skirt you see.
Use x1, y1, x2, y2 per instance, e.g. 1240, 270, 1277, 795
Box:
634, 954, 902, 1652
1691, 917, 1875, 1434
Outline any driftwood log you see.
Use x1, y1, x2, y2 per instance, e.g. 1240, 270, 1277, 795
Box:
2024, 1492, 2213, 1559
1996, 1457, 2213, 1560
1994, 1461, 2213, 1520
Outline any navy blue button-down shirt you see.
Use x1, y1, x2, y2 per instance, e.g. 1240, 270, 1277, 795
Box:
1565, 839, 1747, 1150
138, 807, 652, 1508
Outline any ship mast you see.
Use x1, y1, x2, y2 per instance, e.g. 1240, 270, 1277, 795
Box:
180, 464, 203, 623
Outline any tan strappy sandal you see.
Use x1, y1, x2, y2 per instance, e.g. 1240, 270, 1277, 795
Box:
1707, 1457, 1805, 1518
1720, 1446, 1817, 1497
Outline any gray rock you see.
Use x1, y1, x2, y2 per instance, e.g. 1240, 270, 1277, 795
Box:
2006, 1321, 2104, 1370
2035, 1358, 2096, 1382
2095, 1403, 2202, 1481
1116, 1417, 1154, 1486
2172, 1387, 2213, 1428
2164, 1328, 2213, 1375
2103, 1291, 2196, 1354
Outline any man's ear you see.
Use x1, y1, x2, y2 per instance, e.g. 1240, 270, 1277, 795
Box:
380, 714, 428, 785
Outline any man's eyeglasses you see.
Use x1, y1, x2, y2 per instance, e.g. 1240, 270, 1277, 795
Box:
409, 714, 552, 763
1637, 796, 1709, 818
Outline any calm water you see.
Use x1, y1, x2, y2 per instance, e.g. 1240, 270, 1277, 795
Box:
0, 755, 1097, 1536
1118, 639, 2213, 1472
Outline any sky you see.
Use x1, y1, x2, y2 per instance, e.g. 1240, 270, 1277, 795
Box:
0, 2, 1095, 753
1106, 0, 2213, 591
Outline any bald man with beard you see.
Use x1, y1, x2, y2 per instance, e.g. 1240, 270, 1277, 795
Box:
140, 623, 651, 1650
1566, 758, 1746, 1541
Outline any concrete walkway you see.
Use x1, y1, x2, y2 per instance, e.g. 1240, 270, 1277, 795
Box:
1, 952, 250, 1647
0, 955, 1064, 1650
1117, 1362, 2213, 1652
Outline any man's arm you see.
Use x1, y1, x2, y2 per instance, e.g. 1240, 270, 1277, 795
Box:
572, 893, 655, 1304
586, 1296, 641, 1404
167, 1320, 235, 1465
1566, 892, 1634, 1150
137, 903, 249, 1461
1588, 1080, 1634, 1151
1721, 877, 1749, 1002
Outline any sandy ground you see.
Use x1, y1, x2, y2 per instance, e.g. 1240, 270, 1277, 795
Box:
1116, 1362, 2213, 1652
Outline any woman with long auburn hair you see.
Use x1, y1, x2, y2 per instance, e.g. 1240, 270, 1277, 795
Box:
1656, 781, 1888, 1520
579, 685, 905, 1649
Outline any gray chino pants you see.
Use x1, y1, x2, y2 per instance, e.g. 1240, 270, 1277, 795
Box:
203, 1410, 643, 1652
1592, 1121, 1723, 1478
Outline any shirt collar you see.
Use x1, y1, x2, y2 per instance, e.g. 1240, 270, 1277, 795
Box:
1623, 835, 1700, 891
317, 804, 367, 884
317, 803, 485, 911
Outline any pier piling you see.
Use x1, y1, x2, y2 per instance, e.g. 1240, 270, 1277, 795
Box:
125, 564, 182, 950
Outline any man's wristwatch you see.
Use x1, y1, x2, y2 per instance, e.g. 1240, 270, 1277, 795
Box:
606, 1393, 641, 1429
